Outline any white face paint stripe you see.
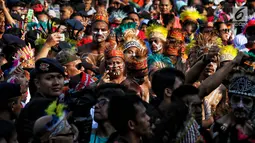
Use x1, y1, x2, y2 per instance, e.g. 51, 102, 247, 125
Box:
152, 41, 162, 52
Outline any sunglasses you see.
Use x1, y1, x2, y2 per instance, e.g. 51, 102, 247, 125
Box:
96, 99, 109, 108
75, 63, 83, 70
220, 29, 230, 33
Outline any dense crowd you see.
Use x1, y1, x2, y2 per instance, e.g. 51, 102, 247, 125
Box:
0, 0, 254, 143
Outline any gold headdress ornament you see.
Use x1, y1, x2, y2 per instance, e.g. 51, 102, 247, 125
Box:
219, 45, 238, 62
92, 11, 109, 24
180, 7, 207, 23
146, 24, 168, 42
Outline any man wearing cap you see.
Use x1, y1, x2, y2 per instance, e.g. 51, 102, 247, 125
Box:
0, 83, 22, 121
16, 58, 65, 143
56, 49, 95, 91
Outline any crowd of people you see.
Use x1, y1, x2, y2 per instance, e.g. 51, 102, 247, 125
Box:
0, 0, 254, 142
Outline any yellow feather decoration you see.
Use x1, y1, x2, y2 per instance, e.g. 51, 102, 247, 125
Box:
180, 7, 207, 23
219, 45, 238, 62
45, 101, 66, 118
145, 24, 168, 41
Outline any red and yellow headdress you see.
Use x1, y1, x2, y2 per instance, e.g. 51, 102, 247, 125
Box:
146, 24, 168, 42
180, 7, 207, 23
104, 47, 124, 60
168, 28, 185, 41
92, 11, 109, 24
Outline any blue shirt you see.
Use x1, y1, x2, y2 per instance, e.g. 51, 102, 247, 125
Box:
89, 133, 108, 143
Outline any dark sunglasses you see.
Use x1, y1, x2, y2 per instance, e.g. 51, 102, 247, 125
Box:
75, 63, 83, 70
220, 29, 230, 33
96, 99, 109, 108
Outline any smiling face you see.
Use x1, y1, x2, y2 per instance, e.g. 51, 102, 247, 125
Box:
160, 0, 172, 14
219, 23, 230, 42
92, 21, 109, 43
35, 73, 64, 97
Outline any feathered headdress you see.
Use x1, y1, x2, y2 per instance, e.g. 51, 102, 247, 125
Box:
168, 28, 185, 41
146, 24, 168, 41
109, 10, 127, 24
33, 100, 74, 142
9, 44, 35, 74
186, 32, 222, 57
92, 11, 109, 24
115, 22, 137, 37
219, 45, 238, 62
148, 54, 173, 73
180, 7, 207, 23
104, 47, 124, 60
185, 32, 222, 65
44, 101, 68, 131
120, 33, 147, 53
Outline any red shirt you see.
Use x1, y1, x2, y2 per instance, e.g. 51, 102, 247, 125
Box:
137, 30, 146, 40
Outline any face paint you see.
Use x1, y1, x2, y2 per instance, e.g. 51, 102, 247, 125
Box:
151, 41, 162, 53
230, 94, 253, 120
92, 29, 108, 42
106, 57, 125, 78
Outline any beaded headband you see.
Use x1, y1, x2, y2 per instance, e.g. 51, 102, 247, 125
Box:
229, 76, 255, 97
123, 41, 142, 51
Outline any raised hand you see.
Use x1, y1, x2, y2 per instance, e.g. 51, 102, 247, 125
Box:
45, 33, 62, 47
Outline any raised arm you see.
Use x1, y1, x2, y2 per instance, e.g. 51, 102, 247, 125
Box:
0, 0, 16, 25
35, 33, 61, 60
198, 52, 245, 98
185, 46, 220, 84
